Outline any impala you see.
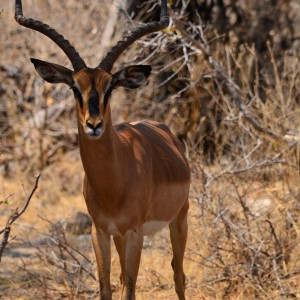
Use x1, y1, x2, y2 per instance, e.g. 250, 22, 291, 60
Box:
15, 0, 190, 299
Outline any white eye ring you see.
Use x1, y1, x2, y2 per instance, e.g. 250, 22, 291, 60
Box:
73, 81, 82, 94
104, 78, 113, 94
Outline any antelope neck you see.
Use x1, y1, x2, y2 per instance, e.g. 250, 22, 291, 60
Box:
78, 106, 123, 196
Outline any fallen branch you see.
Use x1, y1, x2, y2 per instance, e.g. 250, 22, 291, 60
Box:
0, 174, 41, 262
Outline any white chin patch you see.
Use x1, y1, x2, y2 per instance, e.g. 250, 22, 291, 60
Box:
85, 128, 104, 139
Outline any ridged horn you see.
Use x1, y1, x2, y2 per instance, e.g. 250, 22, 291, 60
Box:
14, 0, 86, 72
99, 0, 169, 72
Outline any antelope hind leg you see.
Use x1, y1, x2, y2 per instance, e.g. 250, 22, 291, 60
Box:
169, 201, 189, 300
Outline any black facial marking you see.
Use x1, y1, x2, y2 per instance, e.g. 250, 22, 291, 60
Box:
104, 87, 113, 110
88, 80, 99, 118
72, 87, 83, 108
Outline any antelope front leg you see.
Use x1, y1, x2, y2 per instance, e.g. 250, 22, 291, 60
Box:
92, 223, 112, 300
114, 230, 143, 300
113, 236, 125, 286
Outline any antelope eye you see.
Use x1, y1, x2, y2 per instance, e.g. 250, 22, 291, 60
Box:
72, 86, 80, 96
72, 87, 83, 107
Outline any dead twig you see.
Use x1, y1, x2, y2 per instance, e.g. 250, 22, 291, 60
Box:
0, 174, 41, 262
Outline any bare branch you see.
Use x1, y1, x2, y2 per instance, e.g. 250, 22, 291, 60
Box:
0, 174, 41, 262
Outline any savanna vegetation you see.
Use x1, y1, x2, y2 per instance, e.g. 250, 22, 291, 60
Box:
0, 0, 299, 299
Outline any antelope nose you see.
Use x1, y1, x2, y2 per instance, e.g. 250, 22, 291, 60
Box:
86, 120, 103, 130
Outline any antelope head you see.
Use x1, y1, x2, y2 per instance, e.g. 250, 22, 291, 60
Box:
15, 0, 168, 139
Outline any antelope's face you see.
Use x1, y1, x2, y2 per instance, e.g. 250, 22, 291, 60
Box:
16, 0, 167, 140
30, 58, 151, 140
73, 69, 112, 139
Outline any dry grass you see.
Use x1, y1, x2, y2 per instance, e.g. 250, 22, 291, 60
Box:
1, 0, 300, 299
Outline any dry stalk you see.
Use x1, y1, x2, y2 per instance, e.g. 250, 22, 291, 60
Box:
0, 174, 41, 262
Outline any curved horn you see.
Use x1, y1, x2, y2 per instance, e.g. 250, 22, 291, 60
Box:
99, 0, 169, 72
14, 0, 86, 72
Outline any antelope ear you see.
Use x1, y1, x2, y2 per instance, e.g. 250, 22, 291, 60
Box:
111, 65, 151, 89
30, 58, 74, 86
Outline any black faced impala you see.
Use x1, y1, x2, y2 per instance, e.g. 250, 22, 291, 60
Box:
15, 0, 190, 299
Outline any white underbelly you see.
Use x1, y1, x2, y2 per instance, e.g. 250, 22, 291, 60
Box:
106, 220, 169, 236
142, 221, 169, 236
